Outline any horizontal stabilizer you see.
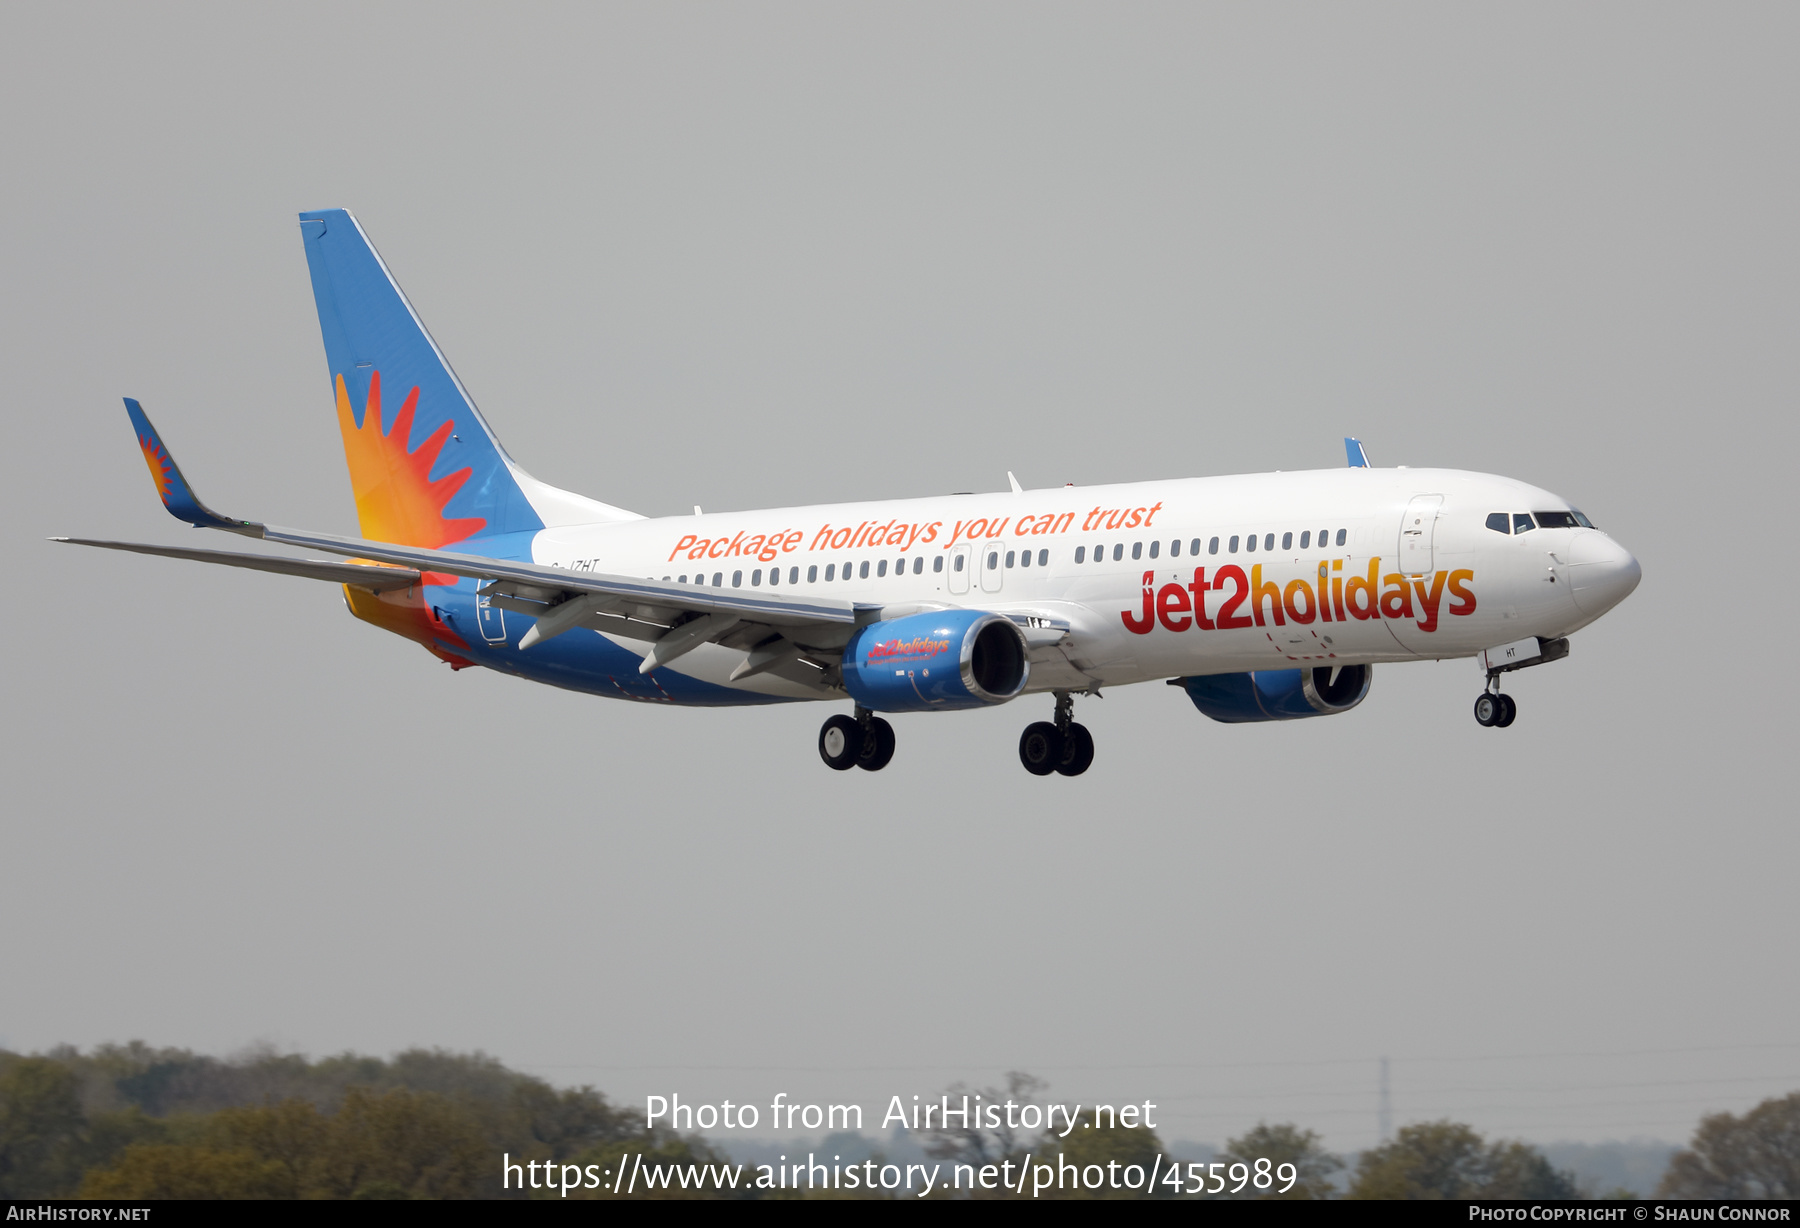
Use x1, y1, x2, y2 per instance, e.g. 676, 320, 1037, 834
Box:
124, 400, 260, 533
53, 538, 421, 592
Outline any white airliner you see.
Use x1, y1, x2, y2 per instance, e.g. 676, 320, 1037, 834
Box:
63, 210, 1642, 776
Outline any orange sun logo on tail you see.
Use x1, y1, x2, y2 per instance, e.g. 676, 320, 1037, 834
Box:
138, 435, 175, 503
336, 372, 486, 548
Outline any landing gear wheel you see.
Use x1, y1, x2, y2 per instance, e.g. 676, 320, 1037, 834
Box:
819, 714, 864, 770
1495, 693, 1517, 728
1473, 694, 1500, 727
1054, 722, 1095, 777
856, 717, 896, 771
1019, 722, 1063, 776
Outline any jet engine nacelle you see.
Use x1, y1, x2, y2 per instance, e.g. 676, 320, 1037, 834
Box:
842, 610, 1029, 713
1180, 665, 1372, 723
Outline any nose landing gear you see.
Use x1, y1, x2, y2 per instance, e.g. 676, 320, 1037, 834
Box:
1473, 686, 1517, 728
819, 707, 897, 771
1019, 691, 1095, 777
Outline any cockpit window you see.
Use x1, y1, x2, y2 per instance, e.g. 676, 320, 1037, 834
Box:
1572, 509, 1596, 529
1512, 513, 1535, 534
1533, 511, 1582, 529
1485, 512, 1510, 535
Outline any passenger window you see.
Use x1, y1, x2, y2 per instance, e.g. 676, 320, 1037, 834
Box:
1228, 535, 1239, 553
987, 551, 999, 570
933, 556, 943, 573
1005, 550, 1016, 568
1170, 539, 1181, 557
1300, 531, 1311, 548
1246, 534, 1257, 552
1335, 529, 1346, 546
954, 555, 965, 572
877, 559, 887, 577
678, 574, 688, 584
1264, 534, 1274, 551
768, 567, 779, 586
752, 569, 762, 585
1513, 513, 1534, 535
1486, 512, 1510, 534
732, 570, 743, 587
712, 572, 722, 586
1112, 544, 1123, 562
824, 564, 835, 581
789, 567, 799, 584
1037, 549, 1048, 567
808, 565, 819, 582
913, 556, 923, 575
860, 561, 871, 578
1191, 538, 1202, 555
1019, 550, 1030, 568
1075, 546, 1086, 564
1282, 532, 1292, 550
1319, 528, 1328, 546
1209, 536, 1219, 555
1148, 540, 1159, 559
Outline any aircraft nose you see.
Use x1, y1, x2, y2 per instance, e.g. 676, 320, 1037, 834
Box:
1568, 531, 1641, 616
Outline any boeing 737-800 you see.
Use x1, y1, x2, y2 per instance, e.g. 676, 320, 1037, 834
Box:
61, 210, 1642, 776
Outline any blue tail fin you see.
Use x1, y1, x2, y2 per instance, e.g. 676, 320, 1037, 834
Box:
299, 209, 633, 548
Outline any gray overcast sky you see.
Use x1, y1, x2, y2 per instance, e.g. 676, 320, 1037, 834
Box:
2, 3, 1795, 1150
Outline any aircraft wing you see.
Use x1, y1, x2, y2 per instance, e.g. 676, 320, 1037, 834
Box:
255, 524, 860, 628
100, 397, 869, 686
54, 537, 422, 592
251, 525, 863, 685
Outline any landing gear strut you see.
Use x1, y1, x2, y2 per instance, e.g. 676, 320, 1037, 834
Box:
819, 707, 896, 771
1019, 691, 1095, 777
1472, 636, 1568, 728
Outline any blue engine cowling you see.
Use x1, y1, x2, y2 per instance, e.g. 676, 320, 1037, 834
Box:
1180, 665, 1372, 723
842, 610, 1030, 713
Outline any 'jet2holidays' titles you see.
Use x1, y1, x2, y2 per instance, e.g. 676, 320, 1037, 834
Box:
1121, 560, 1477, 636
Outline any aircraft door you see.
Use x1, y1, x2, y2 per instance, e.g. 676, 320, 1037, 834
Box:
1398, 495, 1444, 576
978, 540, 1005, 594
947, 544, 971, 595
475, 586, 507, 643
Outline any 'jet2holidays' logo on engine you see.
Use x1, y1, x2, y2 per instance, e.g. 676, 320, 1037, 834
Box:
1122, 559, 1476, 635
868, 636, 952, 661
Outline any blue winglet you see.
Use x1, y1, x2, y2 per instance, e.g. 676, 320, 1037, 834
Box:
124, 399, 260, 533
1345, 437, 1371, 468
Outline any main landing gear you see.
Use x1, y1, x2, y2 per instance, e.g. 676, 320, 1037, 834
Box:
819, 707, 896, 771
1473, 685, 1517, 728
1019, 691, 1094, 777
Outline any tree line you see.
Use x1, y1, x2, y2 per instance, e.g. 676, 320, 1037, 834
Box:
0, 1046, 1793, 1199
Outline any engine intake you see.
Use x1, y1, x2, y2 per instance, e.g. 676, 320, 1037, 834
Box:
842, 610, 1029, 713
1180, 665, 1372, 723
